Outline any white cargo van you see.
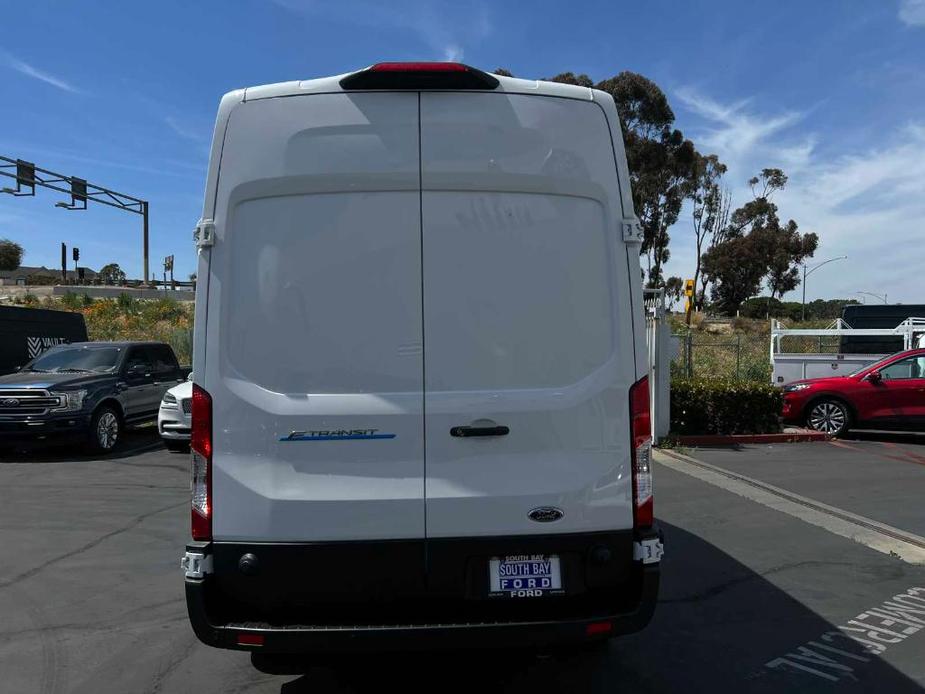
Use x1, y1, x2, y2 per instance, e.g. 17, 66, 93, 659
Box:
182, 62, 662, 655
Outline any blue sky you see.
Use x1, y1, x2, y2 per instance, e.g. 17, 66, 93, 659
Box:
2, 0, 924, 303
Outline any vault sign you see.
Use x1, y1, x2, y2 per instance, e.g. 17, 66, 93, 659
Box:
27, 336, 69, 359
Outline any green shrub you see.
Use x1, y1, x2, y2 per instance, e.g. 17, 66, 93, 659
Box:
671, 378, 782, 435
168, 327, 193, 366
117, 292, 139, 312
140, 297, 185, 323
60, 291, 82, 310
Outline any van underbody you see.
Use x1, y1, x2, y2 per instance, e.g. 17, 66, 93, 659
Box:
184, 528, 661, 652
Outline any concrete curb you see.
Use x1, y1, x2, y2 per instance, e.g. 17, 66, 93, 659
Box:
671, 429, 830, 446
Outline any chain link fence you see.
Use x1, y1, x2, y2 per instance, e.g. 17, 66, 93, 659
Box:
671, 333, 844, 383
671, 333, 768, 382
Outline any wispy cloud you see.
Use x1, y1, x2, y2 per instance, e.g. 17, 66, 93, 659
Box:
7, 56, 81, 93
164, 115, 206, 142
899, 0, 925, 27
675, 87, 810, 172
667, 89, 925, 302
0, 210, 25, 225
0, 140, 204, 180
443, 44, 464, 61
270, 0, 492, 63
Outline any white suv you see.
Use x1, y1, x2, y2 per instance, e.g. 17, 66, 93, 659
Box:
182, 62, 662, 658
158, 376, 192, 451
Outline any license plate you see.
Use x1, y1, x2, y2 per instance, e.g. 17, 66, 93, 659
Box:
489, 554, 562, 598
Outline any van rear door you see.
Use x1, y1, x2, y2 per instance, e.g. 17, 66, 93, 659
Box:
420, 92, 637, 538
204, 93, 425, 543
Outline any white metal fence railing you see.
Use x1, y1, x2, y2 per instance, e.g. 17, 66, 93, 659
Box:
643, 289, 674, 442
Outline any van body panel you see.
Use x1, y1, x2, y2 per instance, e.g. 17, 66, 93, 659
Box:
419, 93, 635, 537
588, 88, 648, 381
204, 93, 425, 542
188, 70, 660, 650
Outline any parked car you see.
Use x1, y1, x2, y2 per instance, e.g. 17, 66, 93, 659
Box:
782, 347, 925, 436
0, 341, 186, 452
182, 62, 663, 661
158, 374, 193, 451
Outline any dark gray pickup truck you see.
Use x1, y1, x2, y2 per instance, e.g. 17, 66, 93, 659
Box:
0, 341, 187, 452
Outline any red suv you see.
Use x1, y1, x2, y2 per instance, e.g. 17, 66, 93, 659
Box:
781, 348, 925, 437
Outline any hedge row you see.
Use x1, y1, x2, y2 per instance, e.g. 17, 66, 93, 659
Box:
671, 378, 783, 436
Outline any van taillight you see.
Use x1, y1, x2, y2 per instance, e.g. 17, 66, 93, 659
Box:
629, 376, 653, 529
339, 62, 499, 90
190, 383, 212, 541
370, 61, 467, 73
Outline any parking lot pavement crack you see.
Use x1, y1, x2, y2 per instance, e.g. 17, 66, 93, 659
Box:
0, 500, 186, 590
142, 631, 199, 694
115, 460, 189, 473
662, 560, 860, 604
0, 597, 187, 640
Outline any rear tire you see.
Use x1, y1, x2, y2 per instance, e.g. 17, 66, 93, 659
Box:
806, 398, 851, 437
88, 406, 122, 453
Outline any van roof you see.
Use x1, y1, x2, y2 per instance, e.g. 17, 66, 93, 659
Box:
236, 67, 599, 104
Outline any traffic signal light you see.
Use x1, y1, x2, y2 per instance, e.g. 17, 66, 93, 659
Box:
72, 247, 79, 262
0, 159, 35, 196
684, 279, 694, 297
71, 177, 87, 204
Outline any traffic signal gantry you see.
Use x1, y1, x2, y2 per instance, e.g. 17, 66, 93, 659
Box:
1, 155, 152, 284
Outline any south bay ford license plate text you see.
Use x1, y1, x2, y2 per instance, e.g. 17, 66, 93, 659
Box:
489, 554, 562, 598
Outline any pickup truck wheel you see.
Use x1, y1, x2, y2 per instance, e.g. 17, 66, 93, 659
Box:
806, 398, 851, 437
89, 406, 121, 452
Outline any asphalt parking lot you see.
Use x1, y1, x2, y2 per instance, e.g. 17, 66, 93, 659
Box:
1, 431, 924, 693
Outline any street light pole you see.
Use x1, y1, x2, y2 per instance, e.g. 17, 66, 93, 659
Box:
802, 264, 806, 321
801, 255, 848, 321
855, 291, 888, 305
142, 201, 149, 285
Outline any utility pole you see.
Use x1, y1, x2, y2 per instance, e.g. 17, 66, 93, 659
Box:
60, 242, 66, 285
142, 201, 149, 286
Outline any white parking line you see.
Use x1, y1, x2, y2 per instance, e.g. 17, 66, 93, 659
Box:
654, 449, 925, 565
765, 586, 925, 682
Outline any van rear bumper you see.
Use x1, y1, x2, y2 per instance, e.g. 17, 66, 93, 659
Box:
185, 564, 659, 653
183, 528, 661, 653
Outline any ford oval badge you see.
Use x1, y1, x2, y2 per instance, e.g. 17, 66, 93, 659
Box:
528, 507, 564, 523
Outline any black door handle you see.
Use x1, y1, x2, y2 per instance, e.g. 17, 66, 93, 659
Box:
450, 425, 510, 438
